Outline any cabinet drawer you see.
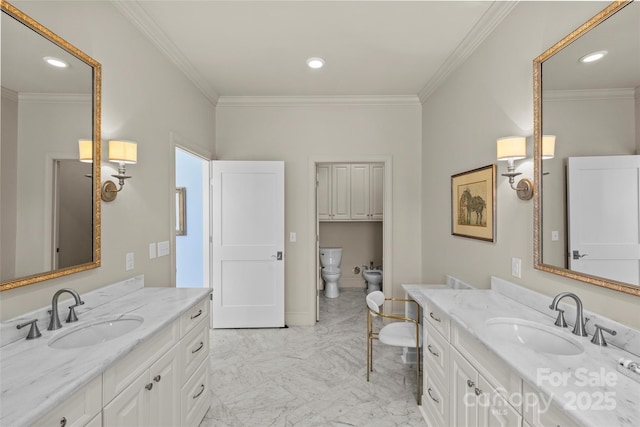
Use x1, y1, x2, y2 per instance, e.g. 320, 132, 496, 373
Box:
451, 323, 522, 412
181, 359, 211, 427
422, 373, 449, 427
424, 320, 449, 388
103, 319, 179, 404
180, 298, 209, 338
523, 382, 580, 427
424, 301, 450, 340
32, 375, 101, 427
181, 317, 209, 383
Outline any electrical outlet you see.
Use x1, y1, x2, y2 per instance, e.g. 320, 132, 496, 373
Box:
551, 231, 559, 241
511, 257, 521, 278
126, 252, 134, 271
149, 243, 157, 259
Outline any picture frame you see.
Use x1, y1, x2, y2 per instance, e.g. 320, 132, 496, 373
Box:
176, 187, 186, 236
451, 164, 496, 242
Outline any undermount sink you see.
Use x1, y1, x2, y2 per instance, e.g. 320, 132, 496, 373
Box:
485, 317, 584, 356
48, 314, 144, 349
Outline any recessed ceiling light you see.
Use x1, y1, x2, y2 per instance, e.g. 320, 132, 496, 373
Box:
43, 56, 69, 68
306, 57, 325, 69
579, 50, 607, 64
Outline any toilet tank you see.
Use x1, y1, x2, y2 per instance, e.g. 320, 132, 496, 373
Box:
319, 247, 343, 267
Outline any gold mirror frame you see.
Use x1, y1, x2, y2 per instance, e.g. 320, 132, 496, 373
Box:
533, 0, 639, 297
1, 0, 101, 291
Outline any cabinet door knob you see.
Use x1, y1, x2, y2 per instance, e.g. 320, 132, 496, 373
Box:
467, 380, 475, 388
154, 375, 162, 382
60, 417, 67, 427
475, 387, 482, 396
145, 383, 153, 391
427, 345, 439, 358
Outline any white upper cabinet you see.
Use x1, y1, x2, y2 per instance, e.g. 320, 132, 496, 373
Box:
317, 163, 383, 221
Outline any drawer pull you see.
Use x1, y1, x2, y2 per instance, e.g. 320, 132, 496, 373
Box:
467, 380, 475, 388
429, 312, 441, 323
427, 388, 439, 404
190, 309, 203, 320
60, 417, 67, 427
475, 387, 482, 396
193, 384, 205, 399
192, 341, 204, 354
145, 383, 153, 391
427, 344, 439, 358
154, 375, 162, 383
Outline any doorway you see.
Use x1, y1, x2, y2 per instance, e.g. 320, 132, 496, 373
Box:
174, 147, 210, 288
312, 157, 392, 322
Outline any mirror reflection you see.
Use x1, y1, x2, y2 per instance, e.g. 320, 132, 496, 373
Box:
536, 1, 640, 293
1, 2, 100, 290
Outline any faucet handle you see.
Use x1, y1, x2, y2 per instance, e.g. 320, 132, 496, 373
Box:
553, 309, 568, 327
16, 319, 42, 340
66, 304, 81, 323
591, 324, 617, 346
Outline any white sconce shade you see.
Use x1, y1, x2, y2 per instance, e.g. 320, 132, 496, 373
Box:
496, 136, 526, 161
542, 135, 556, 159
108, 140, 137, 164
78, 139, 93, 163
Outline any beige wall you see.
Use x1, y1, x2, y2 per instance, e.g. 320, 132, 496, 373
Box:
421, 1, 640, 329
319, 221, 383, 288
216, 101, 422, 325
0, 1, 216, 320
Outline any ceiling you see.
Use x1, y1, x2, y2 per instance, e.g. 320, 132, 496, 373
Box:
114, 1, 517, 104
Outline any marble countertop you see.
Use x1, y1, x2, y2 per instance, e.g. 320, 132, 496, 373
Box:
0, 286, 211, 427
403, 285, 640, 427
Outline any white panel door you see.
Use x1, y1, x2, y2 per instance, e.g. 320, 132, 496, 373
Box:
567, 155, 640, 285
331, 164, 351, 220
211, 161, 285, 328
350, 164, 370, 220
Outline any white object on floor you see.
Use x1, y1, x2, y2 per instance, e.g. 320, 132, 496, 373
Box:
362, 268, 383, 293
320, 247, 342, 298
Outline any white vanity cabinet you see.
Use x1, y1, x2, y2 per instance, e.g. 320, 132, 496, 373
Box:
31, 375, 102, 427
102, 297, 211, 427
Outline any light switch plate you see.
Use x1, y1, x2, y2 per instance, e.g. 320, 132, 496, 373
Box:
126, 252, 134, 271
290, 232, 296, 242
511, 257, 521, 278
149, 243, 157, 259
157, 241, 170, 257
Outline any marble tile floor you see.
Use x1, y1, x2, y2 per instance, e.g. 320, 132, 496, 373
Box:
199, 288, 425, 427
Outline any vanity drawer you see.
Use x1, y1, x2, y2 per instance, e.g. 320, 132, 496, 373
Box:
103, 319, 179, 404
181, 358, 211, 427
522, 382, 580, 427
181, 316, 210, 383
180, 297, 209, 338
424, 301, 450, 340
422, 372, 449, 427
32, 375, 101, 427
424, 320, 449, 388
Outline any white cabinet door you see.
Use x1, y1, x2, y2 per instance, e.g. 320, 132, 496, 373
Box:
370, 164, 384, 220
316, 165, 331, 221
103, 372, 151, 427
450, 348, 478, 427
478, 376, 521, 427
350, 164, 370, 220
149, 345, 181, 427
331, 164, 351, 220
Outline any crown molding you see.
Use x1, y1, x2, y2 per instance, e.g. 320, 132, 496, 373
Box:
543, 88, 636, 101
217, 95, 420, 107
113, 0, 219, 106
418, 1, 518, 104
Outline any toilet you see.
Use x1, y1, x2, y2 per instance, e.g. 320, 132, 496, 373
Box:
320, 247, 343, 298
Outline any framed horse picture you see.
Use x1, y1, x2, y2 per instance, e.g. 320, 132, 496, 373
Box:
451, 164, 496, 242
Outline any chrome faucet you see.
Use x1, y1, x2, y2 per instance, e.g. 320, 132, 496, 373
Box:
549, 292, 587, 336
48, 288, 84, 331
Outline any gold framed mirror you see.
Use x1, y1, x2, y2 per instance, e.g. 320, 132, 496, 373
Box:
1, 0, 101, 291
533, 0, 640, 296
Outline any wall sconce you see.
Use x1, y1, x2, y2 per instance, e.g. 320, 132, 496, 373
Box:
101, 140, 137, 202
78, 139, 93, 178
497, 136, 533, 200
